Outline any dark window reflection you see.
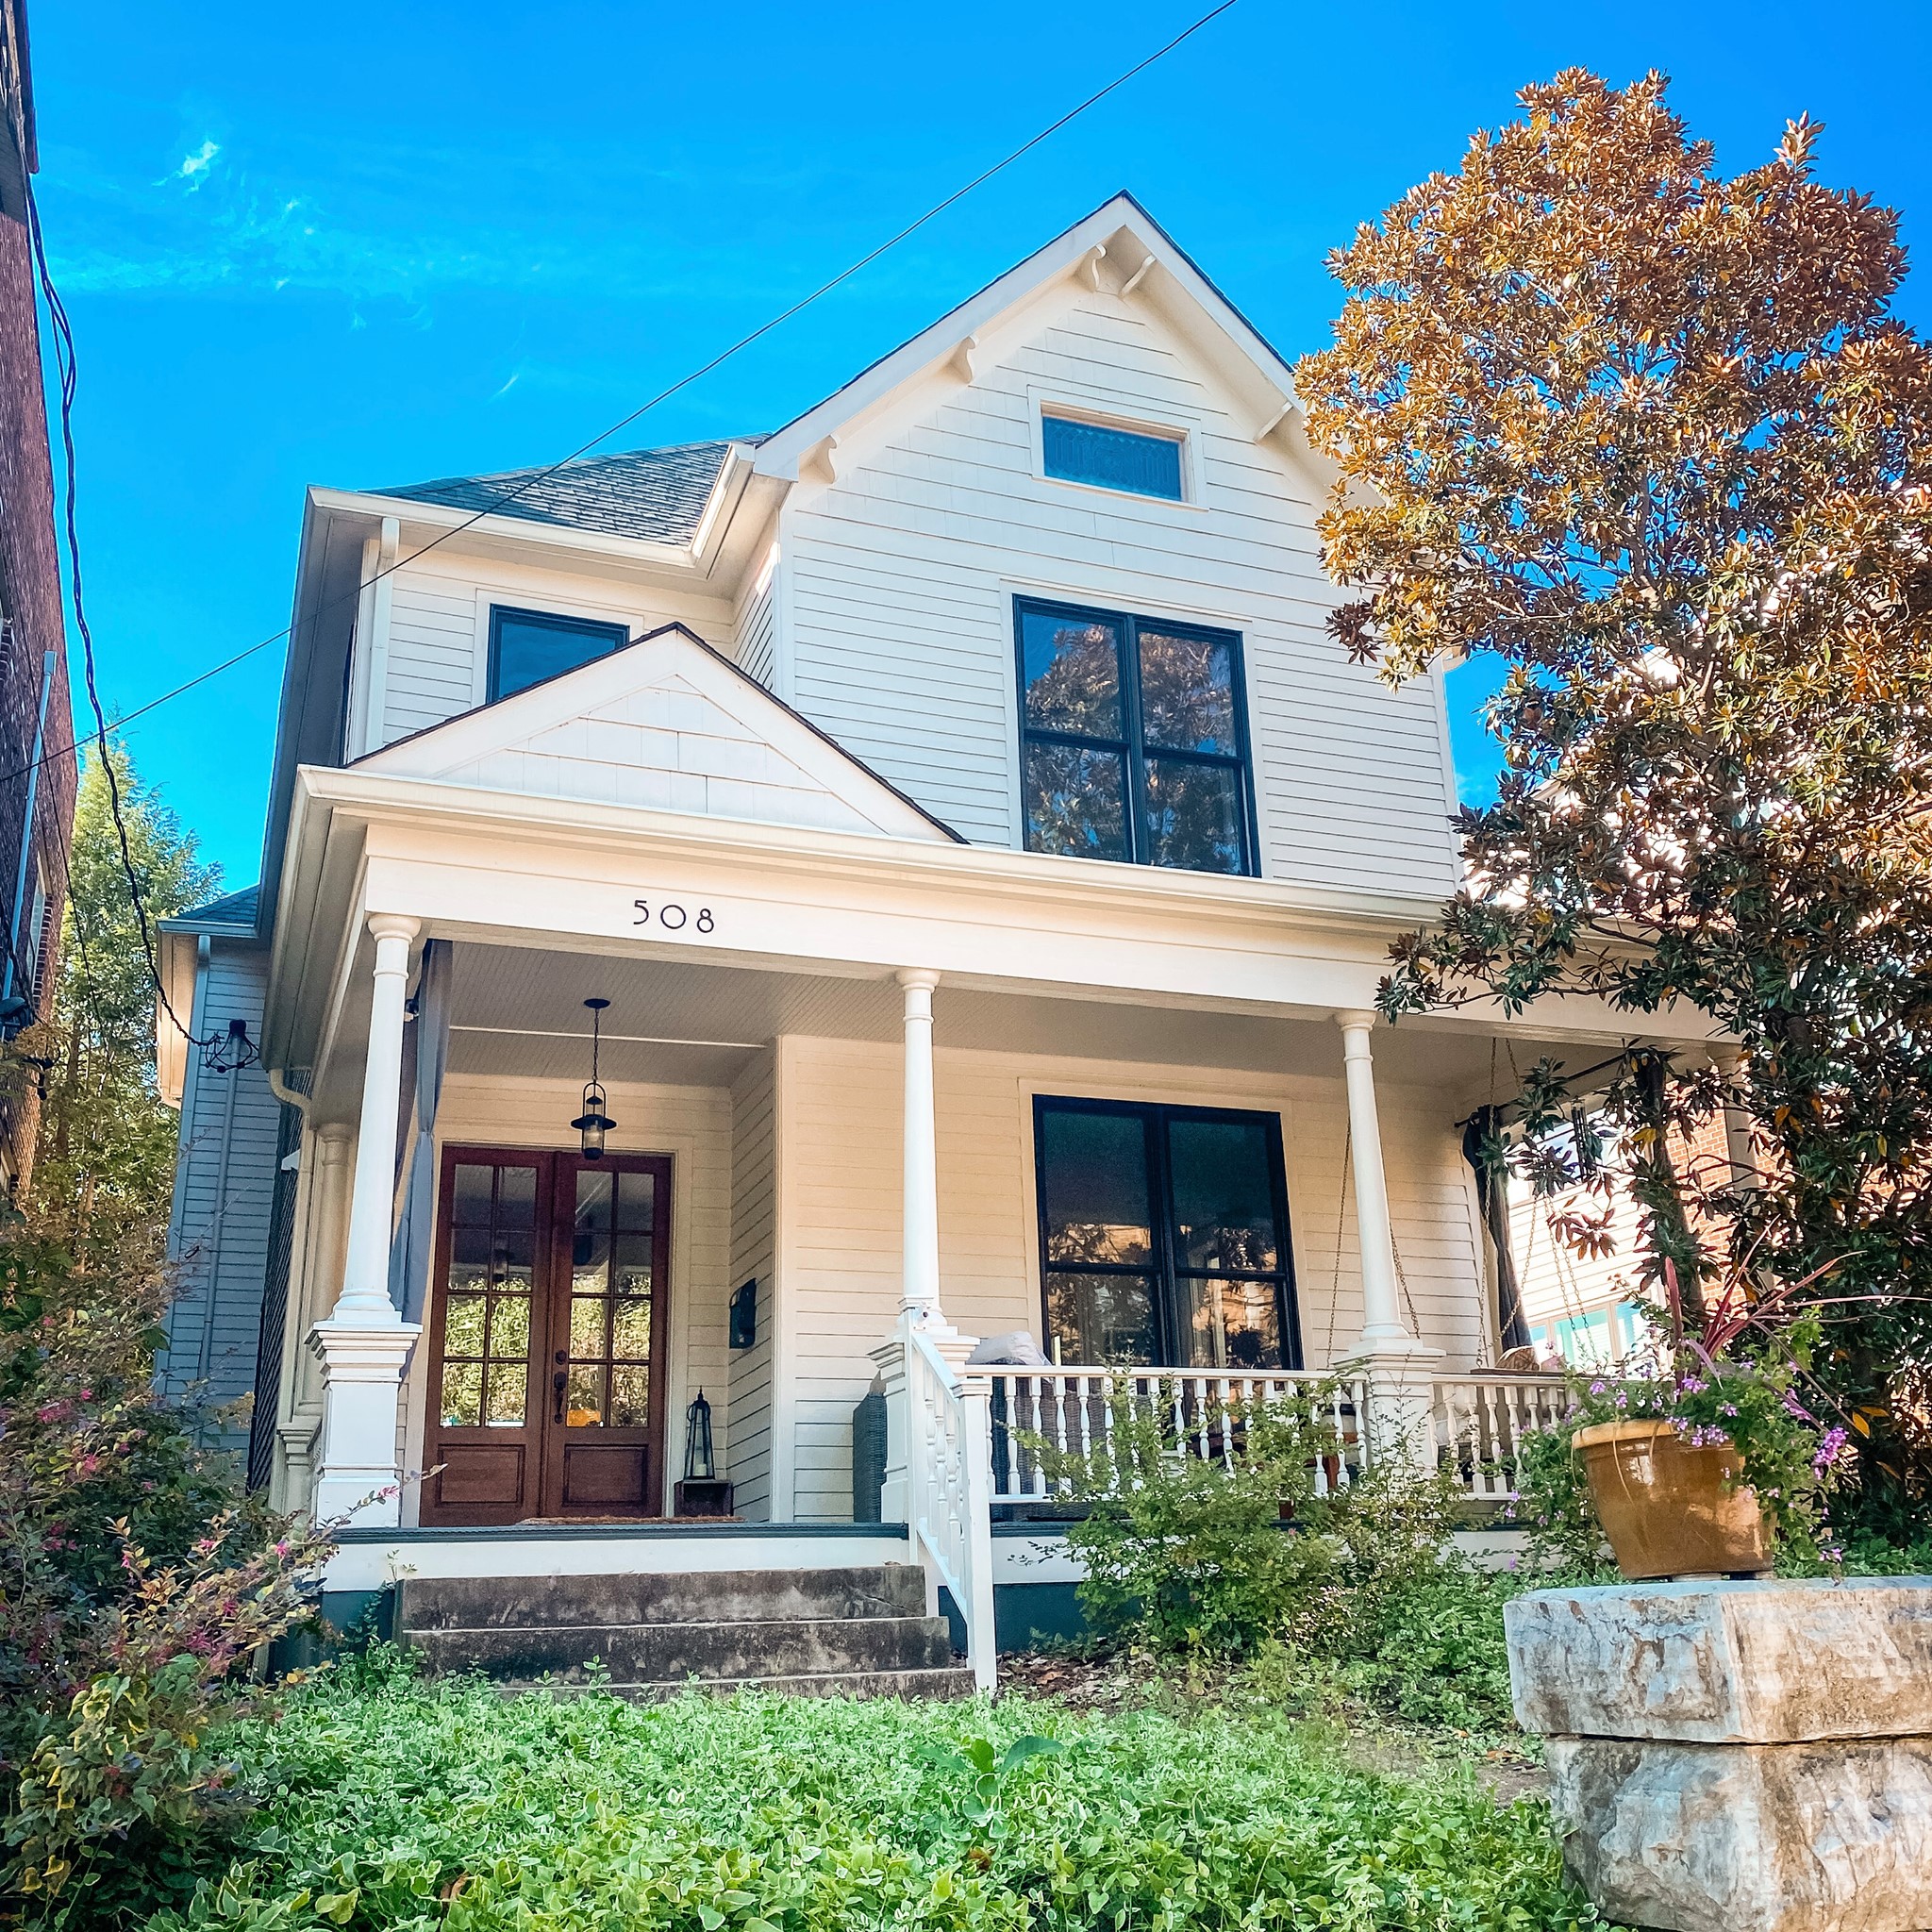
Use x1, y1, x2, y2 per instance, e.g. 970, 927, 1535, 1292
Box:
1015, 599, 1252, 877
1139, 631, 1236, 753
1040, 1108, 1153, 1265
489, 607, 630, 702
1144, 758, 1242, 873
1036, 1099, 1296, 1370
1021, 610, 1122, 737
1024, 744, 1127, 860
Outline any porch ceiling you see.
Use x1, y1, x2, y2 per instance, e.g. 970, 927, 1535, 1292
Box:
387, 943, 1620, 1113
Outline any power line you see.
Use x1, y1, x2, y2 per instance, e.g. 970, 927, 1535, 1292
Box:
0, 0, 1240, 805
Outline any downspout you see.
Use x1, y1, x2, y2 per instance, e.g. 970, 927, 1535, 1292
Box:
195, 1047, 241, 1387
1, 649, 56, 1017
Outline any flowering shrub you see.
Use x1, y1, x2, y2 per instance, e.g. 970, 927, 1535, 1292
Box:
0, 1226, 332, 1925
1512, 1307, 1846, 1573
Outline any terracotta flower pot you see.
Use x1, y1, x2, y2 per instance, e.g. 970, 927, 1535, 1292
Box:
1574, 1418, 1773, 1580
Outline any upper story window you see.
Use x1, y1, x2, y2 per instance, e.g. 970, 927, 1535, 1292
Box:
1041, 411, 1184, 501
489, 605, 630, 703
1015, 596, 1257, 876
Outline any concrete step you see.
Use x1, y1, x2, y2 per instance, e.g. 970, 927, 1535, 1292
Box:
398, 1564, 925, 1634
505, 1664, 978, 1702
408, 1611, 955, 1684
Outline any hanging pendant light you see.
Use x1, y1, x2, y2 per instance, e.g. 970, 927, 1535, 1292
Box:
570, 997, 617, 1158
204, 1017, 260, 1075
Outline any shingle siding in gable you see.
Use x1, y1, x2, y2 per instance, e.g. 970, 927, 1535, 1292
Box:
780, 290, 1460, 898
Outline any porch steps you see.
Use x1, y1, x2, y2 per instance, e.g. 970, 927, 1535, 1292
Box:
395, 1562, 974, 1700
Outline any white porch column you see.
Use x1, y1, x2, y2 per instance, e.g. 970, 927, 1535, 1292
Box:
1332, 1008, 1440, 1468
898, 968, 942, 1319
1337, 1010, 1406, 1348
277, 1122, 353, 1517
309, 914, 422, 1525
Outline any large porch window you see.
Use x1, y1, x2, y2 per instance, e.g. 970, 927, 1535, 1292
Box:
1033, 1097, 1300, 1370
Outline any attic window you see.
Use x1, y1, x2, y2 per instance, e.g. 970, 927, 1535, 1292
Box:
1041, 412, 1184, 501
488, 606, 631, 702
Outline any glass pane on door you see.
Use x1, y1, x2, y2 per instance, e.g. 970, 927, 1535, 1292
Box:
436, 1160, 537, 1428
562, 1164, 657, 1428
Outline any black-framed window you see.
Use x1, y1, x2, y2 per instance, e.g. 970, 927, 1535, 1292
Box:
488, 605, 631, 703
1015, 596, 1257, 876
1033, 1096, 1300, 1370
1041, 413, 1184, 501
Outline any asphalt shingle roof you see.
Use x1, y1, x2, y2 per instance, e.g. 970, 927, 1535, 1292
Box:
174, 885, 261, 929
374, 440, 746, 545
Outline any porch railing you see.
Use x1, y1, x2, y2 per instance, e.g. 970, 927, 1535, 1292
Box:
974, 1367, 1368, 1507
904, 1320, 997, 1690
1431, 1374, 1572, 1502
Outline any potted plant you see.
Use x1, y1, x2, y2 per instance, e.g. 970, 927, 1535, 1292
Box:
1515, 1259, 1849, 1579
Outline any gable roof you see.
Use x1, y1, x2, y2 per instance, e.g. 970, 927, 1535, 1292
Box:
356, 621, 962, 844
373, 440, 753, 546
754, 191, 1300, 483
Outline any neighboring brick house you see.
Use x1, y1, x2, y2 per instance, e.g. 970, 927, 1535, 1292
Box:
0, 0, 75, 1195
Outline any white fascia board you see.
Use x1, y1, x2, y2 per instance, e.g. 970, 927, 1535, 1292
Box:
753, 193, 1298, 482
306, 486, 704, 575
296, 761, 1444, 940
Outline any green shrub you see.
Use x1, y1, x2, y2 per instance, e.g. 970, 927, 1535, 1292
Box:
0, 1231, 330, 1924
152, 1671, 1605, 1932
1028, 1384, 1478, 1662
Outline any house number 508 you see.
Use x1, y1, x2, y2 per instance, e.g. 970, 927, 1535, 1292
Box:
634, 898, 715, 933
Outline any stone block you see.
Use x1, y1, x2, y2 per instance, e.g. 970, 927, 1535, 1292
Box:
1547, 1736, 1932, 1932
1506, 1577, 1932, 1743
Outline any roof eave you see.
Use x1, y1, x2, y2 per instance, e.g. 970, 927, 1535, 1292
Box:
306, 487, 707, 572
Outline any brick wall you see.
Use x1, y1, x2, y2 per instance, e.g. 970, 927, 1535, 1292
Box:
0, 19, 77, 1193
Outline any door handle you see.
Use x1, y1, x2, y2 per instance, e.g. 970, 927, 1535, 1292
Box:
553, 1368, 568, 1424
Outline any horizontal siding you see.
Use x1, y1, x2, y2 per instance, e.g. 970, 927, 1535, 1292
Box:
373, 560, 737, 752
736, 574, 776, 691
727, 1051, 776, 1517
783, 286, 1458, 895
161, 942, 282, 1436
774, 1033, 1488, 1521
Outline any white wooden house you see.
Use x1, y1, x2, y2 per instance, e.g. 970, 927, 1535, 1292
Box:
158, 195, 1712, 1690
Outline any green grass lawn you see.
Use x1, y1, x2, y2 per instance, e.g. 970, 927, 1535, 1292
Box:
151, 1657, 1607, 1932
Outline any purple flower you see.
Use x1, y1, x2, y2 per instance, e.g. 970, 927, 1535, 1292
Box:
1589, 1379, 1607, 1396
1675, 1376, 1708, 1395
1781, 1388, 1814, 1423
1812, 1427, 1849, 1474
1721, 1404, 1739, 1418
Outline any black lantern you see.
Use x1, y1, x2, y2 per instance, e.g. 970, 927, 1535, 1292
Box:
675, 1387, 734, 1517
204, 1017, 260, 1075
684, 1389, 715, 1482
570, 997, 617, 1158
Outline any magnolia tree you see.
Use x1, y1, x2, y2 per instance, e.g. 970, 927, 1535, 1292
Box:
1293, 71, 1932, 1528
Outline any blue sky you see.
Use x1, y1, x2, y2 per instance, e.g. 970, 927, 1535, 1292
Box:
31, 0, 1932, 887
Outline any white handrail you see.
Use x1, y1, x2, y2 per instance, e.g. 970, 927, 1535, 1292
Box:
903, 1316, 997, 1690
974, 1365, 1368, 1506
1431, 1373, 1571, 1500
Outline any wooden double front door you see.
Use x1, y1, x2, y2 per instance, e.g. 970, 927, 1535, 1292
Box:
421, 1147, 671, 1525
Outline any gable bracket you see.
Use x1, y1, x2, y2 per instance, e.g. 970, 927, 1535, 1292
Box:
802, 434, 840, 486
